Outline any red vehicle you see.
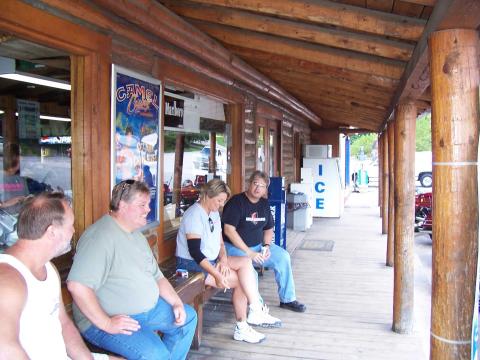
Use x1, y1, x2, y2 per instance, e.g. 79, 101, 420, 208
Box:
163, 176, 207, 214
415, 191, 432, 237
180, 179, 199, 206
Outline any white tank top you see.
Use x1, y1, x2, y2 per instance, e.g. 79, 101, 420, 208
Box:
0, 254, 69, 359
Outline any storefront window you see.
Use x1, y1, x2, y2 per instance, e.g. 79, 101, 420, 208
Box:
163, 89, 227, 231
0, 42, 71, 252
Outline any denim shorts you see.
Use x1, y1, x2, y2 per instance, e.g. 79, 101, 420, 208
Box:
176, 256, 216, 276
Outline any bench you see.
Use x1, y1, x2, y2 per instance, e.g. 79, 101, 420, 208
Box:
159, 259, 207, 350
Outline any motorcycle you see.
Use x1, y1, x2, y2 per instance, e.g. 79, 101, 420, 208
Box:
415, 191, 432, 238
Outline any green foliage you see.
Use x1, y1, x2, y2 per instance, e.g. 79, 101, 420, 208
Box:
350, 133, 377, 158
416, 113, 431, 151
164, 132, 208, 152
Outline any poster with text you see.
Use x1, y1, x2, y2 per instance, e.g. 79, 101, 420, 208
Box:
17, 99, 40, 139
111, 65, 162, 226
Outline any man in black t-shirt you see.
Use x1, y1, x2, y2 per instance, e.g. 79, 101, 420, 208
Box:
222, 171, 306, 313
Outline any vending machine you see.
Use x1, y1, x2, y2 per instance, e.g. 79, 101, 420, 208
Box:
302, 158, 344, 218
268, 177, 287, 249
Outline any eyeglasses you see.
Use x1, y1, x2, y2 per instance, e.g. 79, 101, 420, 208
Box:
253, 181, 267, 189
208, 217, 214, 232
118, 179, 135, 200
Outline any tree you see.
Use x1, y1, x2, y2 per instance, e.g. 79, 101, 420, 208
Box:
416, 112, 431, 151
350, 133, 377, 158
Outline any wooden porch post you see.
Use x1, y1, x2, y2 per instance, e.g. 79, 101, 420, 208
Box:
381, 131, 389, 234
173, 133, 185, 208
392, 101, 416, 333
429, 29, 479, 359
209, 132, 216, 174
386, 121, 395, 267
379, 133, 383, 213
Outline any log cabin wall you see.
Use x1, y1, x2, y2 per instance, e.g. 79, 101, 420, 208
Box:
243, 96, 257, 190
282, 117, 294, 186
254, 101, 311, 190
311, 130, 340, 157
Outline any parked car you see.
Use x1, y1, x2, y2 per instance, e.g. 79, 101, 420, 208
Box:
180, 179, 199, 206
415, 191, 432, 237
193, 145, 226, 171
163, 179, 201, 211
418, 171, 433, 187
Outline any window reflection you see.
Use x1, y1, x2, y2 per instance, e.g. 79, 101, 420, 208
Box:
0, 44, 71, 252
163, 131, 227, 230
163, 90, 227, 232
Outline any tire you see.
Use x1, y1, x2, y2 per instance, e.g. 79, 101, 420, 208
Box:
419, 173, 432, 187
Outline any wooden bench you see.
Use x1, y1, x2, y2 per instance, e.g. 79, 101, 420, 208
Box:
159, 259, 206, 350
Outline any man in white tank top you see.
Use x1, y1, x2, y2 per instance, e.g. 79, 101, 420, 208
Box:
0, 192, 118, 360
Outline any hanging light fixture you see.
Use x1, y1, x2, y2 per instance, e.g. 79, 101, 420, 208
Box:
0, 56, 71, 91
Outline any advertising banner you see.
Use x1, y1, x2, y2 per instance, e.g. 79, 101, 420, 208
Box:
17, 99, 40, 139
111, 65, 162, 225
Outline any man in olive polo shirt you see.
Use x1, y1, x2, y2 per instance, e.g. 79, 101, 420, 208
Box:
68, 180, 197, 360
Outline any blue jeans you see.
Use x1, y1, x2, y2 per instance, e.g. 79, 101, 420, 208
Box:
224, 242, 297, 303
176, 257, 216, 277
82, 298, 197, 360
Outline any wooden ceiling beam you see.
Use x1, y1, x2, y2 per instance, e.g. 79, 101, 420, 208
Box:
380, 0, 480, 131
309, 108, 380, 130
162, 0, 414, 61
310, 100, 384, 116
298, 95, 388, 115
227, 45, 400, 90
256, 66, 394, 102
400, 0, 436, 6
194, 21, 406, 79
83, 0, 321, 125
279, 80, 390, 112
340, 128, 378, 135
183, 0, 426, 41
307, 101, 385, 120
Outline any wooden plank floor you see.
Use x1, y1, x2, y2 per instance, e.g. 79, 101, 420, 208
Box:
188, 190, 427, 359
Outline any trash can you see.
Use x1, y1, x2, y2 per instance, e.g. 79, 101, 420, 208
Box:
268, 177, 287, 249
286, 193, 309, 231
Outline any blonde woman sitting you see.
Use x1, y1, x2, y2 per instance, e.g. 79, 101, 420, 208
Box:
176, 179, 281, 344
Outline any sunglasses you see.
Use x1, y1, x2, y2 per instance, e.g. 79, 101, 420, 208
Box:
118, 179, 135, 200
208, 217, 214, 232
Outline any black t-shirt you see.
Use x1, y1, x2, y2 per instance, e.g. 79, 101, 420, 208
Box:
222, 193, 274, 247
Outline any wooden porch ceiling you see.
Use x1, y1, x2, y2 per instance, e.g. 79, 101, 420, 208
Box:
158, 0, 439, 132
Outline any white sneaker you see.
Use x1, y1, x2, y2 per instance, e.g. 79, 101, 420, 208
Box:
233, 323, 266, 343
247, 304, 282, 328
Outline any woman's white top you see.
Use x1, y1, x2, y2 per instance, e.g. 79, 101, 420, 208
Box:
176, 202, 222, 261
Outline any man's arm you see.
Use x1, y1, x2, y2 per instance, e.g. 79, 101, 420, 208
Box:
156, 277, 186, 326
67, 281, 140, 335
52, 266, 93, 360
0, 264, 29, 360
223, 224, 265, 264
263, 228, 273, 247
59, 300, 93, 360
